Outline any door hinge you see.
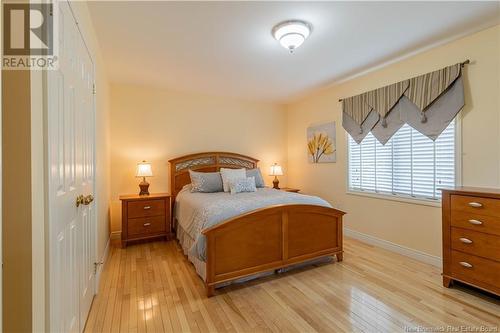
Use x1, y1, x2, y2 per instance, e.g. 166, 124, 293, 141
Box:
94, 262, 103, 275
92, 83, 96, 95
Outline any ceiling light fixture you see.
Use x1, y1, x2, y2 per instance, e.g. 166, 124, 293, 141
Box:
272, 20, 312, 53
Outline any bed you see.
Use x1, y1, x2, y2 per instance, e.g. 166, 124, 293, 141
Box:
169, 152, 345, 297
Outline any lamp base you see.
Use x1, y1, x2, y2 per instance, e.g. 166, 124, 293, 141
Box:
273, 177, 280, 190
139, 179, 150, 196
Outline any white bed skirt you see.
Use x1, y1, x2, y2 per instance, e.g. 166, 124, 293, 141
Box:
176, 224, 208, 281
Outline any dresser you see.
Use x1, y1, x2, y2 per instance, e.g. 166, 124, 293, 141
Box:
120, 193, 172, 247
441, 187, 500, 295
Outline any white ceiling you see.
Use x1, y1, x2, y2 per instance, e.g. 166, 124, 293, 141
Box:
88, 1, 499, 103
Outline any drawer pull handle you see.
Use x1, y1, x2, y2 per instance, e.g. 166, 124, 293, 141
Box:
459, 261, 473, 268
143, 223, 151, 227
459, 237, 473, 244
468, 219, 483, 225
468, 202, 483, 208
143, 206, 151, 210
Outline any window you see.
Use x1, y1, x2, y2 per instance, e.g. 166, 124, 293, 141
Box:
348, 121, 456, 201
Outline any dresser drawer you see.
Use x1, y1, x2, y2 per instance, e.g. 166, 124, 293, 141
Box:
450, 250, 500, 288
128, 199, 165, 218
451, 227, 500, 261
451, 210, 500, 236
451, 195, 500, 218
128, 216, 166, 237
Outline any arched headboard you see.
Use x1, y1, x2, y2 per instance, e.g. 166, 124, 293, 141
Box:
168, 152, 259, 199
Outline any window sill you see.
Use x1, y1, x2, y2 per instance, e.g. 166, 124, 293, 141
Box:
346, 190, 442, 208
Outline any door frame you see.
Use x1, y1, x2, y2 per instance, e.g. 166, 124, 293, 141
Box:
91, 67, 98, 295
31, 67, 47, 333
0, 3, 3, 330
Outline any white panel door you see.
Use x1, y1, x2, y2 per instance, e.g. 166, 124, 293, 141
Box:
77, 24, 96, 330
47, 1, 96, 332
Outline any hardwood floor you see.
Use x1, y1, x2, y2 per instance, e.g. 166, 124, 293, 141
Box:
84, 238, 500, 333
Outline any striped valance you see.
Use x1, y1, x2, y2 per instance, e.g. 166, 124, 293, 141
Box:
341, 62, 466, 144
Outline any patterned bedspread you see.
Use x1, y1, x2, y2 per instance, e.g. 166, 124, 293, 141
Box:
175, 186, 332, 261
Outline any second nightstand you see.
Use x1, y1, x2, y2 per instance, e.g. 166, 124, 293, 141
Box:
119, 193, 172, 247
280, 187, 300, 193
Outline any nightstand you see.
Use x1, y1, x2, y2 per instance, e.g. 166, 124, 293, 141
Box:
280, 187, 300, 193
119, 193, 172, 247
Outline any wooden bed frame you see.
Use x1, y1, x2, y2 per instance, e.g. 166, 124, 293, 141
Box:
169, 152, 345, 297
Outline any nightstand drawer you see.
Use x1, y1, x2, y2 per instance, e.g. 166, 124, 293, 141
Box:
450, 250, 500, 288
128, 216, 166, 237
451, 195, 500, 218
128, 199, 165, 218
451, 227, 500, 261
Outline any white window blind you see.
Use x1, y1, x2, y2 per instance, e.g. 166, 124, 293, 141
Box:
348, 121, 456, 201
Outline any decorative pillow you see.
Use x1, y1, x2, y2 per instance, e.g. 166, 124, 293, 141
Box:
229, 177, 257, 194
220, 168, 247, 192
189, 170, 223, 193
246, 168, 265, 188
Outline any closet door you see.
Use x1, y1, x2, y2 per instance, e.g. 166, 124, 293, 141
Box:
47, 1, 96, 332
77, 23, 96, 330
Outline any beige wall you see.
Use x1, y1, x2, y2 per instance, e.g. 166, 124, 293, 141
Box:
286, 25, 500, 258
2, 69, 32, 333
109, 84, 287, 233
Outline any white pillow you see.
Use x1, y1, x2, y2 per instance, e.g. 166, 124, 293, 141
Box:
220, 168, 246, 192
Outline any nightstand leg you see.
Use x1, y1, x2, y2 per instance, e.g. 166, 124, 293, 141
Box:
336, 253, 343, 262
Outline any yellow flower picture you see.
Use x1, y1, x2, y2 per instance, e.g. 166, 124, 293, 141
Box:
307, 122, 336, 163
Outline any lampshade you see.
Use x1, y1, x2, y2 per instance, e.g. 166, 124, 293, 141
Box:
269, 163, 283, 176
136, 161, 153, 177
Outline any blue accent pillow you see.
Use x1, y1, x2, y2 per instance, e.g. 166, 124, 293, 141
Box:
189, 170, 223, 193
229, 177, 257, 194
246, 168, 265, 188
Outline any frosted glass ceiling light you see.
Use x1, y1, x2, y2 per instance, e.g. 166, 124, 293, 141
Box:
272, 20, 312, 53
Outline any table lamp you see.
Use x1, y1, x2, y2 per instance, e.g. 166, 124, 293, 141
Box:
269, 163, 283, 189
136, 161, 153, 195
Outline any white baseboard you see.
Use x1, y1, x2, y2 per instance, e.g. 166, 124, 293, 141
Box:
110, 231, 121, 240
344, 227, 442, 268
95, 237, 110, 291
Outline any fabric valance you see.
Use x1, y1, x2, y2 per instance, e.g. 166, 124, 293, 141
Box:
341, 62, 465, 144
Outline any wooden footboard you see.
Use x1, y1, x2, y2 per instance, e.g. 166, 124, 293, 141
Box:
202, 204, 345, 296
